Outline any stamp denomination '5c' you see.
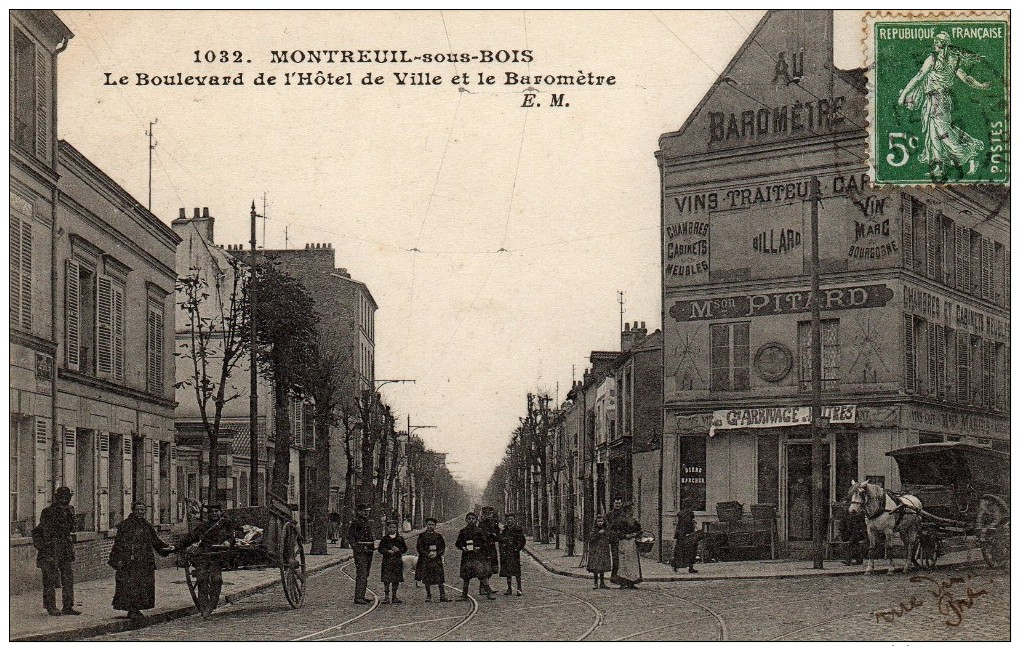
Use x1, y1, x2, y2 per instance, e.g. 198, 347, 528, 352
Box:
865, 12, 1009, 186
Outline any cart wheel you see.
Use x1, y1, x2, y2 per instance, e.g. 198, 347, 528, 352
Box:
280, 523, 307, 608
182, 553, 202, 610
913, 530, 939, 570
977, 495, 1010, 568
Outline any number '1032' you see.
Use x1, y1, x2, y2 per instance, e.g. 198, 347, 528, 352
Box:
194, 50, 244, 63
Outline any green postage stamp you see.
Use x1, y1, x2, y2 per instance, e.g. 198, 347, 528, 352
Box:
865, 12, 1009, 185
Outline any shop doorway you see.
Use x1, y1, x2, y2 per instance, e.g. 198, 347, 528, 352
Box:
786, 443, 829, 541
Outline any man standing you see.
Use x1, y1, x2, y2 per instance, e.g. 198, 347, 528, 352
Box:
479, 506, 501, 591
455, 512, 495, 600
498, 512, 526, 596
33, 487, 80, 616
109, 501, 175, 619
604, 497, 624, 582
348, 503, 375, 605
177, 504, 240, 619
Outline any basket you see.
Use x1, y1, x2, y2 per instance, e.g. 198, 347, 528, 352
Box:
717, 501, 744, 523
636, 531, 656, 554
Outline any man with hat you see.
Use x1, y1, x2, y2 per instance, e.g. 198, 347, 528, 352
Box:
33, 486, 80, 616
347, 503, 376, 604
176, 503, 241, 618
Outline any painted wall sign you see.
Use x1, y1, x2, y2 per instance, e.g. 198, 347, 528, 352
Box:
752, 228, 802, 254
711, 405, 857, 430
669, 283, 894, 322
902, 285, 1010, 340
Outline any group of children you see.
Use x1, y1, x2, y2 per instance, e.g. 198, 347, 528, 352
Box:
373, 507, 527, 604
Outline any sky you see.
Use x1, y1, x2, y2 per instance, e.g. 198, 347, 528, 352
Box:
55, 10, 865, 488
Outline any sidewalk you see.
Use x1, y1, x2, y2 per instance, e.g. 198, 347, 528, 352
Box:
525, 535, 988, 582
9, 542, 353, 642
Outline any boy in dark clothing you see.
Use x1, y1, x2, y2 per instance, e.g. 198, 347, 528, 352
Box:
497, 512, 526, 596
455, 512, 495, 600
378, 519, 407, 604
415, 518, 449, 602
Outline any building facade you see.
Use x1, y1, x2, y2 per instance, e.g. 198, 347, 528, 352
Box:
657, 10, 1009, 552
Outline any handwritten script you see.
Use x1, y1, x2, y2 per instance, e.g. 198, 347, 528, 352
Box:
873, 575, 989, 627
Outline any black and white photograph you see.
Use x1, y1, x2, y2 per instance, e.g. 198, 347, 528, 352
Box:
8, 8, 1011, 642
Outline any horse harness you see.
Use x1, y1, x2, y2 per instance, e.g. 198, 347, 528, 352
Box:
860, 486, 916, 530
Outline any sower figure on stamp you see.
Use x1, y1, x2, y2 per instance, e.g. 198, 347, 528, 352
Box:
177, 503, 241, 619
456, 512, 496, 600
348, 503, 376, 605
899, 31, 991, 177
378, 519, 407, 604
109, 500, 175, 620
497, 512, 526, 596
416, 518, 450, 602
33, 486, 80, 616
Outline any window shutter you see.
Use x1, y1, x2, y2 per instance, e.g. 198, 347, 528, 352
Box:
20, 219, 31, 330
147, 308, 165, 395
294, 401, 304, 447
98, 432, 110, 531
933, 324, 945, 398
66, 260, 81, 371
97, 276, 113, 376
981, 238, 993, 301
10, 218, 21, 327
112, 285, 125, 380
34, 418, 51, 521
903, 314, 916, 393
982, 339, 993, 409
957, 333, 969, 403
123, 435, 133, 507
901, 194, 913, 271
925, 206, 937, 279
955, 224, 969, 295
34, 48, 49, 161
945, 328, 957, 402
62, 427, 76, 493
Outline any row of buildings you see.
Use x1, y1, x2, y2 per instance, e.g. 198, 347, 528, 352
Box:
489, 10, 1009, 562
10, 10, 458, 590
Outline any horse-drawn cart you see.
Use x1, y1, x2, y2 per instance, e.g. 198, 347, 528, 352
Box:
887, 442, 1010, 569
179, 496, 307, 609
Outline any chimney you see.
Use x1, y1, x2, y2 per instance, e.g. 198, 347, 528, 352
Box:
184, 206, 215, 244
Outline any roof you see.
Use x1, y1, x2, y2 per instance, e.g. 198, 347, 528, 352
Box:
886, 442, 1009, 461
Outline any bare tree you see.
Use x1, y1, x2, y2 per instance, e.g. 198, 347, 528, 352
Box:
174, 257, 250, 507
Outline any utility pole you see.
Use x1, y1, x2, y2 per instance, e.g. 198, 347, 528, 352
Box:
146, 119, 157, 212
617, 290, 625, 336
407, 415, 436, 528
249, 201, 261, 506
809, 176, 826, 569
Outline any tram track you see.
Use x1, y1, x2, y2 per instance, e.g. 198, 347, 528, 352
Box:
291, 560, 379, 641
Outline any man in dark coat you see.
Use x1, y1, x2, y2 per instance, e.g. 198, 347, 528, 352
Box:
840, 501, 868, 565
109, 501, 175, 619
497, 512, 526, 596
177, 504, 241, 618
347, 503, 375, 605
33, 486, 80, 616
479, 506, 501, 585
455, 512, 495, 600
604, 497, 624, 582
670, 496, 701, 574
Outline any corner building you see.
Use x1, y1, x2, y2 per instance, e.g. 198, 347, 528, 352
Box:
657, 11, 1009, 553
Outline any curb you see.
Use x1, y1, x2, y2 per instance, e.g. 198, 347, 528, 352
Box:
523, 546, 986, 583
10, 554, 353, 642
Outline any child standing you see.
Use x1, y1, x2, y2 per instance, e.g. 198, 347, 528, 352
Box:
586, 515, 612, 589
378, 519, 407, 604
498, 512, 526, 596
415, 518, 450, 602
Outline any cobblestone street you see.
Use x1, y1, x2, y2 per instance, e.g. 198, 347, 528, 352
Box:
94, 545, 1009, 641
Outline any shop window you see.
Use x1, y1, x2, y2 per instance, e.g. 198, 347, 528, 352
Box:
798, 319, 840, 391
710, 322, 749, 392
756, 434, 779, 507
678, 436, 706, 512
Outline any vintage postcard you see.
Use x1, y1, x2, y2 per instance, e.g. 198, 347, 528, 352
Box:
9, 9, 1010, 642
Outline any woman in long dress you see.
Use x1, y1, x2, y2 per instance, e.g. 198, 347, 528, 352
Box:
108, 501, 174, 620
670, 498, 701, 574
898, 32, 990, 176
609, 504, 643, 589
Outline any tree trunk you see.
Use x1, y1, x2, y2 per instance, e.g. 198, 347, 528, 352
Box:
271, 371, 291, 501
309, 409, 331, 555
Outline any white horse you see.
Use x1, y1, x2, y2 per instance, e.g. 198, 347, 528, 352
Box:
847, 479, 922, 574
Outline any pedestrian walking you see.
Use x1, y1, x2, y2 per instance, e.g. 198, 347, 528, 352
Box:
840, 501, 867, 566
586, 515, 612, 589
670, 497, 701, 574
32, 486, 80, 616
328, 511, 341, 545
455, 512, 495, 600
497, 512, 526, 596
415, 518, 450, 602
108, 501, 175, 620
610, 503, 643, 589
348, 503, 376, 605
378, 519, 407, 604
176, 503, 242, 619
479, 506, 501, 586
